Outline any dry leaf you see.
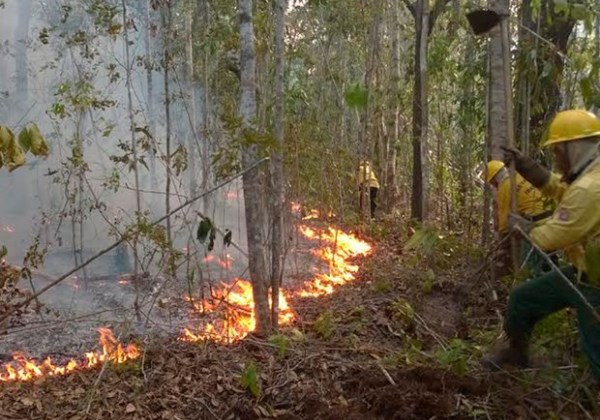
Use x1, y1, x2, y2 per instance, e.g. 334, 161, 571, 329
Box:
21, 397, 34, 406
125, 403, 136, 413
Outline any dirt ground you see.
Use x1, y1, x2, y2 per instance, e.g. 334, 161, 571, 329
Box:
0, 217, 598, 419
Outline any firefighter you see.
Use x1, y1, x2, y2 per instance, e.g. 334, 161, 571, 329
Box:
358, 160, 380, 219
485, 160, 554, 275
483, 109, 600, 382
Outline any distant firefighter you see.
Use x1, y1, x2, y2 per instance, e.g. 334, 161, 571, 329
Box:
358, 160, 380, 219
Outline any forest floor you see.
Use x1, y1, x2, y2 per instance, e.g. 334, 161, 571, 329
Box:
0, 216, 599, 419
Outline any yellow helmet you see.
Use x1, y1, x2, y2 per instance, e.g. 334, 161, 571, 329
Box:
545, 109, 600, 147
485, 160, 505, 183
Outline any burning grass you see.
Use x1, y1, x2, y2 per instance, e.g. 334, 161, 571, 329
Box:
0, 328, 138, 382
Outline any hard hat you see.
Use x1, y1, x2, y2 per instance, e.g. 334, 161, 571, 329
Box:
545, 109, 600, 147
485, 160, 505, 183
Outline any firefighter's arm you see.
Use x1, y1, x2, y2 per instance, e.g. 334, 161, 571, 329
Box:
539, 173, 568, 203
530, 185, 599, 252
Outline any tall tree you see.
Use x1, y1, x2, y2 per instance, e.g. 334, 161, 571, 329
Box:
515, 0, 576, 153
402, 0, 451, 222
270, 0, 287, 331
239, 0, 271, 334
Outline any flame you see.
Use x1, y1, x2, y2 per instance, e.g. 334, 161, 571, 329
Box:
225, 191, 238, 200
181, 211, 371, 342
297, 226, 371, 297
203, 255, 216, 264
218, 254, 234, 270
290, 202, 302, 213
118, 280, 129, 285
0, 328, 138, 382
181, 279, 295, 343
302, 209, 320, 220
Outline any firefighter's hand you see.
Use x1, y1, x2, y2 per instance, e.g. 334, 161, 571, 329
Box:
500, 145, 523, 166
508, 213, 533, 234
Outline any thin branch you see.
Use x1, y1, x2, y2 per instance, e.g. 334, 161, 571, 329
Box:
0, 158, 270, 325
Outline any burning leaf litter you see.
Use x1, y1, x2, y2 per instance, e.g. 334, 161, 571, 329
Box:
0, 328, 139, 382
181, 216, 372, 342
0, 207, 372, 382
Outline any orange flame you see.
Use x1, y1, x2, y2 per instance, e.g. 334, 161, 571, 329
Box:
218, 254, 234, 270
181, 214, 371, 342
0, 328, 138, 382
302, 209, 320, 220
181, 279, 295, 343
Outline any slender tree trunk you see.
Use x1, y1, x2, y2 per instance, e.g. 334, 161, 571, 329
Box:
199, 0, 212, 213
410, 0, 429, 221
144, 0, 158, 191
239, 0, 271, 335
386, 0, 401, 211
15, 0, 32, 113
162, 4, 173, 247
270, 0, 287, 331
122, 0, 143, 315
185, 0, 198, 195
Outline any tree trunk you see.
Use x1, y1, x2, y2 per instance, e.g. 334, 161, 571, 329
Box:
488, 0, 508, 160
410, 0, 429, 221
515, 0, 575, 152
15, 0, 32, 113
185, 0, 198, 195
270, 0, 287, 331
162, 4, 173, 247
122, 0, 143, 317
239, 0, 271, 335
385, 0, 401, 211
144, 0, 158, 191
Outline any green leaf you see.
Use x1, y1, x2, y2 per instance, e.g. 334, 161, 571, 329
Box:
240, 363, 261, 398
197, 217, 213, 244
0, 125, 12, 152
580, 78, 594, 108
570, 4, 588, 21
0, 246, 7, 259
27, 123, 49, 157
18, 127, 32, 153
553, 0, 569, 15
344, 83, 368, 109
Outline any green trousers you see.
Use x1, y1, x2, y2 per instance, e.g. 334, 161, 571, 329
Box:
505, 266, 600, 380
519, 240, 555, 277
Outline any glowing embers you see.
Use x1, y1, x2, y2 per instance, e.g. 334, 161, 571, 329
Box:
181, 279, 295, 343
298, 225, 372, 297
0, 328, 139, 382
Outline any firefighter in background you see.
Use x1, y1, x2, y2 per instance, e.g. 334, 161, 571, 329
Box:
358, 160, 380, 219
485, 160, 554, 275
483, 109, 600, 381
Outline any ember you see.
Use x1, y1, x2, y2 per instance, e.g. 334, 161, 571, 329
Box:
0, 328, 138, 382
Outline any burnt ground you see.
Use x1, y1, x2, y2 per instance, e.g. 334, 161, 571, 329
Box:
0, 217, 599, 419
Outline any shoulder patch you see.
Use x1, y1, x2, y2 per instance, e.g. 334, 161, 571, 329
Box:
556, 208, 570, 222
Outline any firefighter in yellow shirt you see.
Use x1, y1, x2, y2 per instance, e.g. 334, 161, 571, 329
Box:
483, 109, 600, 382
358, 160, 380, 219
485, 160, 553, 274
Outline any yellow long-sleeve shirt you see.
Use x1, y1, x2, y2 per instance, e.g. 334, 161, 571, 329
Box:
497, 173, 552, 233
530, 157, 600, 273
358, 163, 380, 189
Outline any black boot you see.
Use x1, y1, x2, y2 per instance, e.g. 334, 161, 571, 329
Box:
481, 335, 530, 371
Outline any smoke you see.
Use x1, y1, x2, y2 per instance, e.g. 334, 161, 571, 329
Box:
0, 0, 251, 354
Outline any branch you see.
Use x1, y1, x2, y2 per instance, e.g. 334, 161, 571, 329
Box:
0, 157, 270, 325
400, 0, 415, 18
428, 0, 452, 35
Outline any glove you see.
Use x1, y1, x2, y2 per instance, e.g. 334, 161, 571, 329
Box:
500, 146, 550, 188
508, 212, 533, 233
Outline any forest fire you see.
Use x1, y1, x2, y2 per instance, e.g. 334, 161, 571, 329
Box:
181, 215, 371, 342
181, 279, 295, 343
298, 226, 372, 296
0, 328, 138, 382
